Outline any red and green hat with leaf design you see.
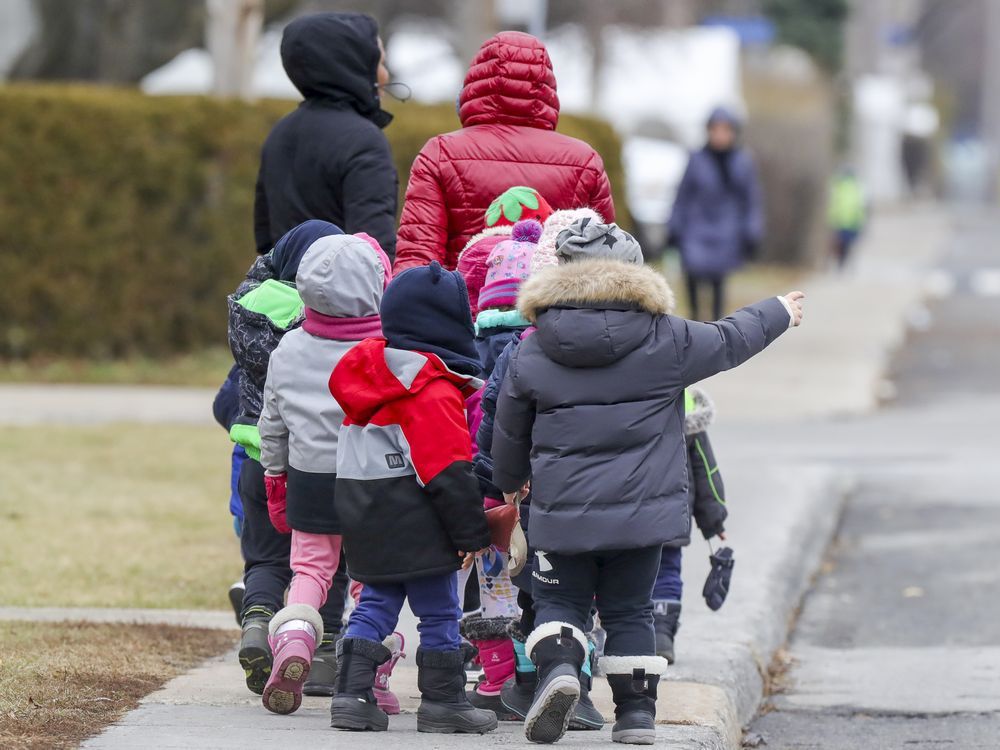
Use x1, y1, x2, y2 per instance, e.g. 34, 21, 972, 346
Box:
485, 186, 554, 228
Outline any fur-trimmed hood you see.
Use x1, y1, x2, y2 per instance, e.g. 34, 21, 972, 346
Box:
685, 386, 716, 435
517, 259, 675, 323
517, 260, 675, 368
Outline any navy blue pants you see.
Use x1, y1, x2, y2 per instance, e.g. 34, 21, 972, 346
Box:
345, 572, 461, 651
653, 546, 683, 601
532, 545, 660, 656
239, 458, 347, 634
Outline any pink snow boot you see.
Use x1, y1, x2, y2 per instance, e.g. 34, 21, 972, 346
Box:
373, 632, 405, 715
262, 605, 322, 715
469, 637, 518, 720
475, 638, 516, 696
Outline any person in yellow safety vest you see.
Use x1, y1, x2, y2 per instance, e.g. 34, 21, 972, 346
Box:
828, 167, 867, 270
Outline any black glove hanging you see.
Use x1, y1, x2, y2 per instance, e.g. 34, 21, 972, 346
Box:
703, 545, 734, 611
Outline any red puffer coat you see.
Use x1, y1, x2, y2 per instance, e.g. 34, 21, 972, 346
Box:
394, 32, 615, 272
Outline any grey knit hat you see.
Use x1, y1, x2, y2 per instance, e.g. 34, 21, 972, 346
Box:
555, 217, 643, 265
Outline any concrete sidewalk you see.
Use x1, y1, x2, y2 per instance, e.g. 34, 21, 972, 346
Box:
0, 383, 217, 425
707, 205, 948, 421
73, 203, 948, 749
80, 460, 840, 750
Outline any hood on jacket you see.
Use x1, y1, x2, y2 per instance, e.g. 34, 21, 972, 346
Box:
272, 219, 344, 281
518, 259, 675, 368
331, 337, 482, 424
518, 259, 674, 323
297, 234, 388, 317
381, 262, 482, 376
281, 12, 391, 126
459, 31, 559, 130
707, 105, 742, 131
684, 387, 716, 435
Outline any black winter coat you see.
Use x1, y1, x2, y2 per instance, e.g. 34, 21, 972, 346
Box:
254, 13, 398, 258
492, 259, 790, 555
681, 387, 728, 544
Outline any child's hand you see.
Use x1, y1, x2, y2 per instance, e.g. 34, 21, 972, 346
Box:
503, 482, 530, 505
717, 531, 727, 541
458, 548, 490, 570
784, 291, 805, 326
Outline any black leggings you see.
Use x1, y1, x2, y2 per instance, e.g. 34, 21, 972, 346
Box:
685, 273, 726, 321
531, 546, 661, 656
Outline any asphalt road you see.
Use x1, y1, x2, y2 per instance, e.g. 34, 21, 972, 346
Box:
747, 209, 1000, 749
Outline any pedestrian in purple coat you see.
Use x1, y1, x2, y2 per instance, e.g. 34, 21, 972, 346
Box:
668, 107, 764, 320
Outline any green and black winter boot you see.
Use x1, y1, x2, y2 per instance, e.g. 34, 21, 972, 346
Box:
238, 606, 274, 695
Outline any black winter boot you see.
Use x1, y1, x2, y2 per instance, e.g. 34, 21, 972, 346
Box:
330, 637, 390, 732
500, 623, 536, 720
571, 677, 606, 730
227, 580, 245, 626
524, 623, 587, 744
416, 648, 498, 734
653, 601, 681, 664
303, 634, 341, 696
604, 656, 668, 745
238, 607, 273, 695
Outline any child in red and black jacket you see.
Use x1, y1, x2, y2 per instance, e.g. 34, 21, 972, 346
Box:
328, 261, 497, 735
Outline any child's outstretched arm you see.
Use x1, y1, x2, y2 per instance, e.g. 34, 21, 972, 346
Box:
673, 291, 804, 387
491, 347, 536, 496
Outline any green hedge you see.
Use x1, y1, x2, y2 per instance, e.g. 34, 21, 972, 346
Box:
0, 85, 628, 358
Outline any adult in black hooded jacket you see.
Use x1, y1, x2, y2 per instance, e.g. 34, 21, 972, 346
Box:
254, 12, 398, 259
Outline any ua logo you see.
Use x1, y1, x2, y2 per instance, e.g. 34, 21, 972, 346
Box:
385, 453, 405, 469
536, 551, 554, 572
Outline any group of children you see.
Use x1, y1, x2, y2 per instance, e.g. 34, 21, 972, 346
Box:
220, 186, 804, 745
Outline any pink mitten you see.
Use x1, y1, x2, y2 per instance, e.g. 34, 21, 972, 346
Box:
264, 473, 290, 534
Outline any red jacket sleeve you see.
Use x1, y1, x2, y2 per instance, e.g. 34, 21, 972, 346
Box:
585, 151, 616, 223
395, 138, 449, 273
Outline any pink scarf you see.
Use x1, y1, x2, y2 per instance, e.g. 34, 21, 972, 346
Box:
303, 307, 382, 341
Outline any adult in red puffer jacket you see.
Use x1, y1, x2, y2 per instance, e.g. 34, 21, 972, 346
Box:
394, 31, 615, 272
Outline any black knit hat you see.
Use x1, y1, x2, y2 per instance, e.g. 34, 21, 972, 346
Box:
381, 261, 482, 376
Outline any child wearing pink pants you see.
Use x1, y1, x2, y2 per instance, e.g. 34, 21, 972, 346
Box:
258, 232, 402, 715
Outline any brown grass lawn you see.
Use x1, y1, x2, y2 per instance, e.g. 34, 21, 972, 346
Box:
0, 347, 233, 387
0, 621, 235, 749
0, 424, 242, 610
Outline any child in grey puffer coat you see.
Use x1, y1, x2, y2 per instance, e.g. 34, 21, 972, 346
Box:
491, 218, 804, 745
